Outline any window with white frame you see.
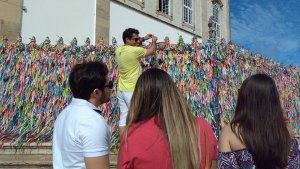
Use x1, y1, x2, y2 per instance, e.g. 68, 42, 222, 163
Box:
183, 0, 193, 24
158, 0, 170, 15
213, 4, 219, 22
213, 4, 221, 39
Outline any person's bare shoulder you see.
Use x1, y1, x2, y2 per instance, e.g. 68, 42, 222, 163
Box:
219, 124, 246, 152
218, 125, 233, 152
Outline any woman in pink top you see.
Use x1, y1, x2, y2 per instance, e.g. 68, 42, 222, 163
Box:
118, 68, 218, 169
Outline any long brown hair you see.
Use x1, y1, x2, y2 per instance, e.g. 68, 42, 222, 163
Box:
126, 68, 200, 169
231, 74, 291, 169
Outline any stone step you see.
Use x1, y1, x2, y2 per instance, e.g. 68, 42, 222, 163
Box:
0, 135, 299, 169
0, 143, 118, 169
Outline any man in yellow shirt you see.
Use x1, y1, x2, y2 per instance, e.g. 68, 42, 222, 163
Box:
116, 28, 157, 135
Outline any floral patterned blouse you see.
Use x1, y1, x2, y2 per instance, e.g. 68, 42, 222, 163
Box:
218, 138, 300, 169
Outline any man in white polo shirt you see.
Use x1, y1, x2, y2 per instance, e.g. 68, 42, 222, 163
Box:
52, 61, 112, 169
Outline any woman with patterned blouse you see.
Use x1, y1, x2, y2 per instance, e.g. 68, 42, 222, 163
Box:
218, 74, 299, 169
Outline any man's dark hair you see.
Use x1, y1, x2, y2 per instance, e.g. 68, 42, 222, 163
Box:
69, 61, 108, 100
122, 28, 139, 43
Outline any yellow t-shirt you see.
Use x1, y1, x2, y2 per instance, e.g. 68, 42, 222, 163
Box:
115, 45, 147, 92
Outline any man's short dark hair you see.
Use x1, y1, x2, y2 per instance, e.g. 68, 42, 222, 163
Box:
122, 28, 139, 43
69, 61, 108, 100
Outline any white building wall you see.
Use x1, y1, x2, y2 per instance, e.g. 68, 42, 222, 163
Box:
220, 5, 225, 39
193, 0, 202, 35
222, 0, 230, 40
109, 1, 194, 45
21, 0, 96, 45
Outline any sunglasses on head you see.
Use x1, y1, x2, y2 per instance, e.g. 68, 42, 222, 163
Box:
103, 81, 113, 89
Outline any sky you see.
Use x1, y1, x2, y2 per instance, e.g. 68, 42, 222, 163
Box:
230, 0, 300, 67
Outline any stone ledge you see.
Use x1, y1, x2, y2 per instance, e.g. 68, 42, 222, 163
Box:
0, 144, 118, 169
1, 136, 298, 168
0, 166, 52, 169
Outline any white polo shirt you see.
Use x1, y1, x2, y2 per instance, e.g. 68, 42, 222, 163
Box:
52, 98, 110, 169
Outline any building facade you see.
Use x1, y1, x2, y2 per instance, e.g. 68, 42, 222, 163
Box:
110, 0, 230, 44
1, 0, 230, 45
0, 0, 23, 41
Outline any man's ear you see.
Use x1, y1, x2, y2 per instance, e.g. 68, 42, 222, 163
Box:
91, 88, 102, 99
125, 37, 130, 43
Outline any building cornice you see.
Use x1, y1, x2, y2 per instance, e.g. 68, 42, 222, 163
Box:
212, 0, 223, 8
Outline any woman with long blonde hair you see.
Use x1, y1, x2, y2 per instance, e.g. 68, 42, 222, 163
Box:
117, 68, 217, 169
